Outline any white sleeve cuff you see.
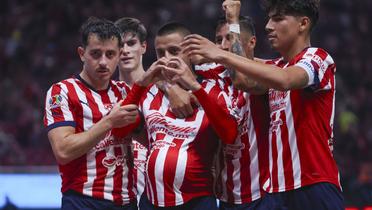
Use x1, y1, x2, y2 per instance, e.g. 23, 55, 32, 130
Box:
295, 60, 316, 87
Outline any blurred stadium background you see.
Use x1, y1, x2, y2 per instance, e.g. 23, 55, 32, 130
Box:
0, 0, 371, 209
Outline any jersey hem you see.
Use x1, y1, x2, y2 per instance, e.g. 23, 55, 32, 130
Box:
265, 178, 341, 193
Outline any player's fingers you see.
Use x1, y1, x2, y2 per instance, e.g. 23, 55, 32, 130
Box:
122, 104, 138, 111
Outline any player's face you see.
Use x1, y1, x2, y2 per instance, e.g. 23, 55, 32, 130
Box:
78, 34, 120, 87
119, 33, 146, 71
155, 32, 191, 67
265, 11, 302, 51
215, 23, 232, 51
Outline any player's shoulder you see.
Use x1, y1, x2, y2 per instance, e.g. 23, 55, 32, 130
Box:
301, 47, 334, 62
47, 77, 78, 92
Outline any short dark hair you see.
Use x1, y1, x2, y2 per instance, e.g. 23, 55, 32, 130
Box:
80, 17, 122, 48
262, 0, 320, 31
115, 17, 147, 43
156, 22, 191, 38
215, 16, 256, 36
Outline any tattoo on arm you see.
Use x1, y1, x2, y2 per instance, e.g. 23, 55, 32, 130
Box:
228, 33, 246, 80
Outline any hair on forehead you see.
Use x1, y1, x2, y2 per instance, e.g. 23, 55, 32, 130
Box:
80, 16, 122, 48
262, 0, 320, 30
215, 16, 256, 36
115, 17, 147, 43
156, 22, 191, 38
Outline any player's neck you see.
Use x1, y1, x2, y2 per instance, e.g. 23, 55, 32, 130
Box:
79, 71, 109, 91
281, 36, 311, 62
119, 64, 145, 87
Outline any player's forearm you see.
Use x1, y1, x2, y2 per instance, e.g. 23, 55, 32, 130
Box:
218, 51, 291, 91
192, 88, 238, 144
52, 117, 113, 165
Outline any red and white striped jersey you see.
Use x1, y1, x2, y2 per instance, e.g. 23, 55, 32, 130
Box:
141, 78, 236, 207
263, 47, 341, 193
217, 91, 270, 204
196, 63, 270, 204
131, 135, 148, 200
44, 76, 136, 205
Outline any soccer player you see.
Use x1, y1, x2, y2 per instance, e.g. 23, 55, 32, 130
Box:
181, 0, 344, 209
140, 22, 243, 210
114, 17, 197, 210
44, 17, 163, 210
114, 17, 150, 209
213, 13, 271, 210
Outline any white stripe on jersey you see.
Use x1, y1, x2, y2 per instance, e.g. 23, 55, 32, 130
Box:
285, 99, 301, 189
232, 141, 242, 202
247, 113, 261, 201
275, 115, 285, 192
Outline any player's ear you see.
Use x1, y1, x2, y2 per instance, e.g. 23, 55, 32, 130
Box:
141, 41, 147, 55
77, 47, 85, 62
299, 16, 310, 33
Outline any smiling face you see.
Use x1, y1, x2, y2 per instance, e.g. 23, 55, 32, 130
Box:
78, 34, 120, 90
119, 32, 146, 72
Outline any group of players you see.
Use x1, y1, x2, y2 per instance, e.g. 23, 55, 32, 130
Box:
44, 0, 344, 209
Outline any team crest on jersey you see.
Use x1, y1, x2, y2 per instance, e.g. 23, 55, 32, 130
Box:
49, 94, 63, 109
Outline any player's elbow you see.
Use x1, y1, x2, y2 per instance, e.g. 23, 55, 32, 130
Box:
53, 149, 74, 165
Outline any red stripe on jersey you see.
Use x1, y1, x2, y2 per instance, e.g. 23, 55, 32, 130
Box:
125, 144, 136, 200
147, 134, 166, 206
239, 133, 252, 202
279, 110, 295, 191
149, 91, 163, 111
165, 109, 177, 119
92, 150, 107, 199
162, 138, 183, 206
250, 94, 270, 198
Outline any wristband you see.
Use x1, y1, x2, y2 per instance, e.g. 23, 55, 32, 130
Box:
229, 23, 240, 34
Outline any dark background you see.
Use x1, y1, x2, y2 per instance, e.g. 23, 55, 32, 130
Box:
0, 0, 371, 208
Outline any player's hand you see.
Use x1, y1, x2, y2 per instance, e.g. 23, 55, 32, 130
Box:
162, 57, 201, 91
106, 102, 139, 128
136, 57, 168, 86
181, 34, 225, 63
223, 0, 241, 24
166, 84, 194, 118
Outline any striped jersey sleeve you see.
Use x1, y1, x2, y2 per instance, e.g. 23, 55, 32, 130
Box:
44, 81, 76, 130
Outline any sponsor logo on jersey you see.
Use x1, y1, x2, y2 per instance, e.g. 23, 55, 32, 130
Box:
150, 140, 176, 151
95, 133, 131, 151
102, 155, 126, 168
146, 112, 197, 139
269, 89, 288, 112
